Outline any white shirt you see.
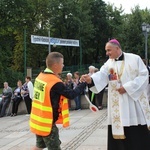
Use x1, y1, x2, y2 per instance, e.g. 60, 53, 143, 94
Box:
27, 81, 34, 100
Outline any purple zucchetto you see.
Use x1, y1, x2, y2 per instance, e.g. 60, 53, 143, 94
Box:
108, 39, 121, 48
109, 39, 120, 45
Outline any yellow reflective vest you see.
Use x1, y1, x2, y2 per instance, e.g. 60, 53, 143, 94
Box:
30, 72, 69, 136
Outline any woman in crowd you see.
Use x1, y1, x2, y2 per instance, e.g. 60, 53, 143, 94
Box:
10, 80, 22, 116
73, 71, 82, 110
21, 76, 33, 114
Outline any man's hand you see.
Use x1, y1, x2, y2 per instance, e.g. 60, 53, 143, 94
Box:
2, 95, 5, 99
80, 74, 92, 84
116, 86, 126, 94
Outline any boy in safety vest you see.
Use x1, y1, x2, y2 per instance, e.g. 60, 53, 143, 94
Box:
30, 52, 86, 150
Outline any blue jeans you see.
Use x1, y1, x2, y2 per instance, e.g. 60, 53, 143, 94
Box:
74, 95, 81, 109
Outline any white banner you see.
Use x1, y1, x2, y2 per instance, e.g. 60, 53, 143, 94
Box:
31, 35, 79, 47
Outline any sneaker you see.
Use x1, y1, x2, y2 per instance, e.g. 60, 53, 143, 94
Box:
10, 113, 13, 117
25, 114, 30, 116
98, 106, 103, 110
13, 113, 17, 116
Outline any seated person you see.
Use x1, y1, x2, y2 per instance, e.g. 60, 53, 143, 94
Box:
0, 82, 12, 117
73, 71, 82, 110
10, 80, 23, 116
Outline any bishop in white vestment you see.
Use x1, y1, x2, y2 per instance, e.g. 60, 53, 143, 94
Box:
81, 39, 150, 150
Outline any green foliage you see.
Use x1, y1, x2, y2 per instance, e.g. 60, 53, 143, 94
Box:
12, 31, 24, 71
88, 0, 108, 62
121, 7, 144, 56
106, 3, 125, 42
0, 68, 24, 88
49, 0, 94, 65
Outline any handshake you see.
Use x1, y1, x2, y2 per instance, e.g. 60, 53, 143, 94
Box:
80, 74, 92, 84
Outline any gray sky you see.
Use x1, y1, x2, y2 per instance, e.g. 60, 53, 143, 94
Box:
103, 0, 150, 14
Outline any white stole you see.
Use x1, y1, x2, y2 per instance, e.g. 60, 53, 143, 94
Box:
108, 60, 126, 139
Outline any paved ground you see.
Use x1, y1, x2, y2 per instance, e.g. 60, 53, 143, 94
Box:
0, 109, 107, 150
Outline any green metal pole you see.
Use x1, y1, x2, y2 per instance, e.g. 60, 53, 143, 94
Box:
80, 37, 82, 69
24, 28, 27, 77
145, 31, 148, 66
48, 30, 51, 53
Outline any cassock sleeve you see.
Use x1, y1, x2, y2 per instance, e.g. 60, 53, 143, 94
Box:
90, 63, 109, 93
123, 56, 148, 101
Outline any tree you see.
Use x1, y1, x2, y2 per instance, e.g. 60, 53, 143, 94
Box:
89, 0, 109, 63
106, 3, 124, 42
48, 0, 94, 66
121, 6, 144, 57
0, 0, 150, 87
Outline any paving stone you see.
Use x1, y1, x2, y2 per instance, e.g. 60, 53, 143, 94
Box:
0, 109, 107, 150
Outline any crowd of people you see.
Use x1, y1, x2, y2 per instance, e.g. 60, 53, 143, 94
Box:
88, 65, 106, 110
63, 67, 106, 111
0, 67, 105, 118
0, 76, 33, 118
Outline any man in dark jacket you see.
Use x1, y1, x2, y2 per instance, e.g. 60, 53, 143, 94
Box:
0, 82, 12, 117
